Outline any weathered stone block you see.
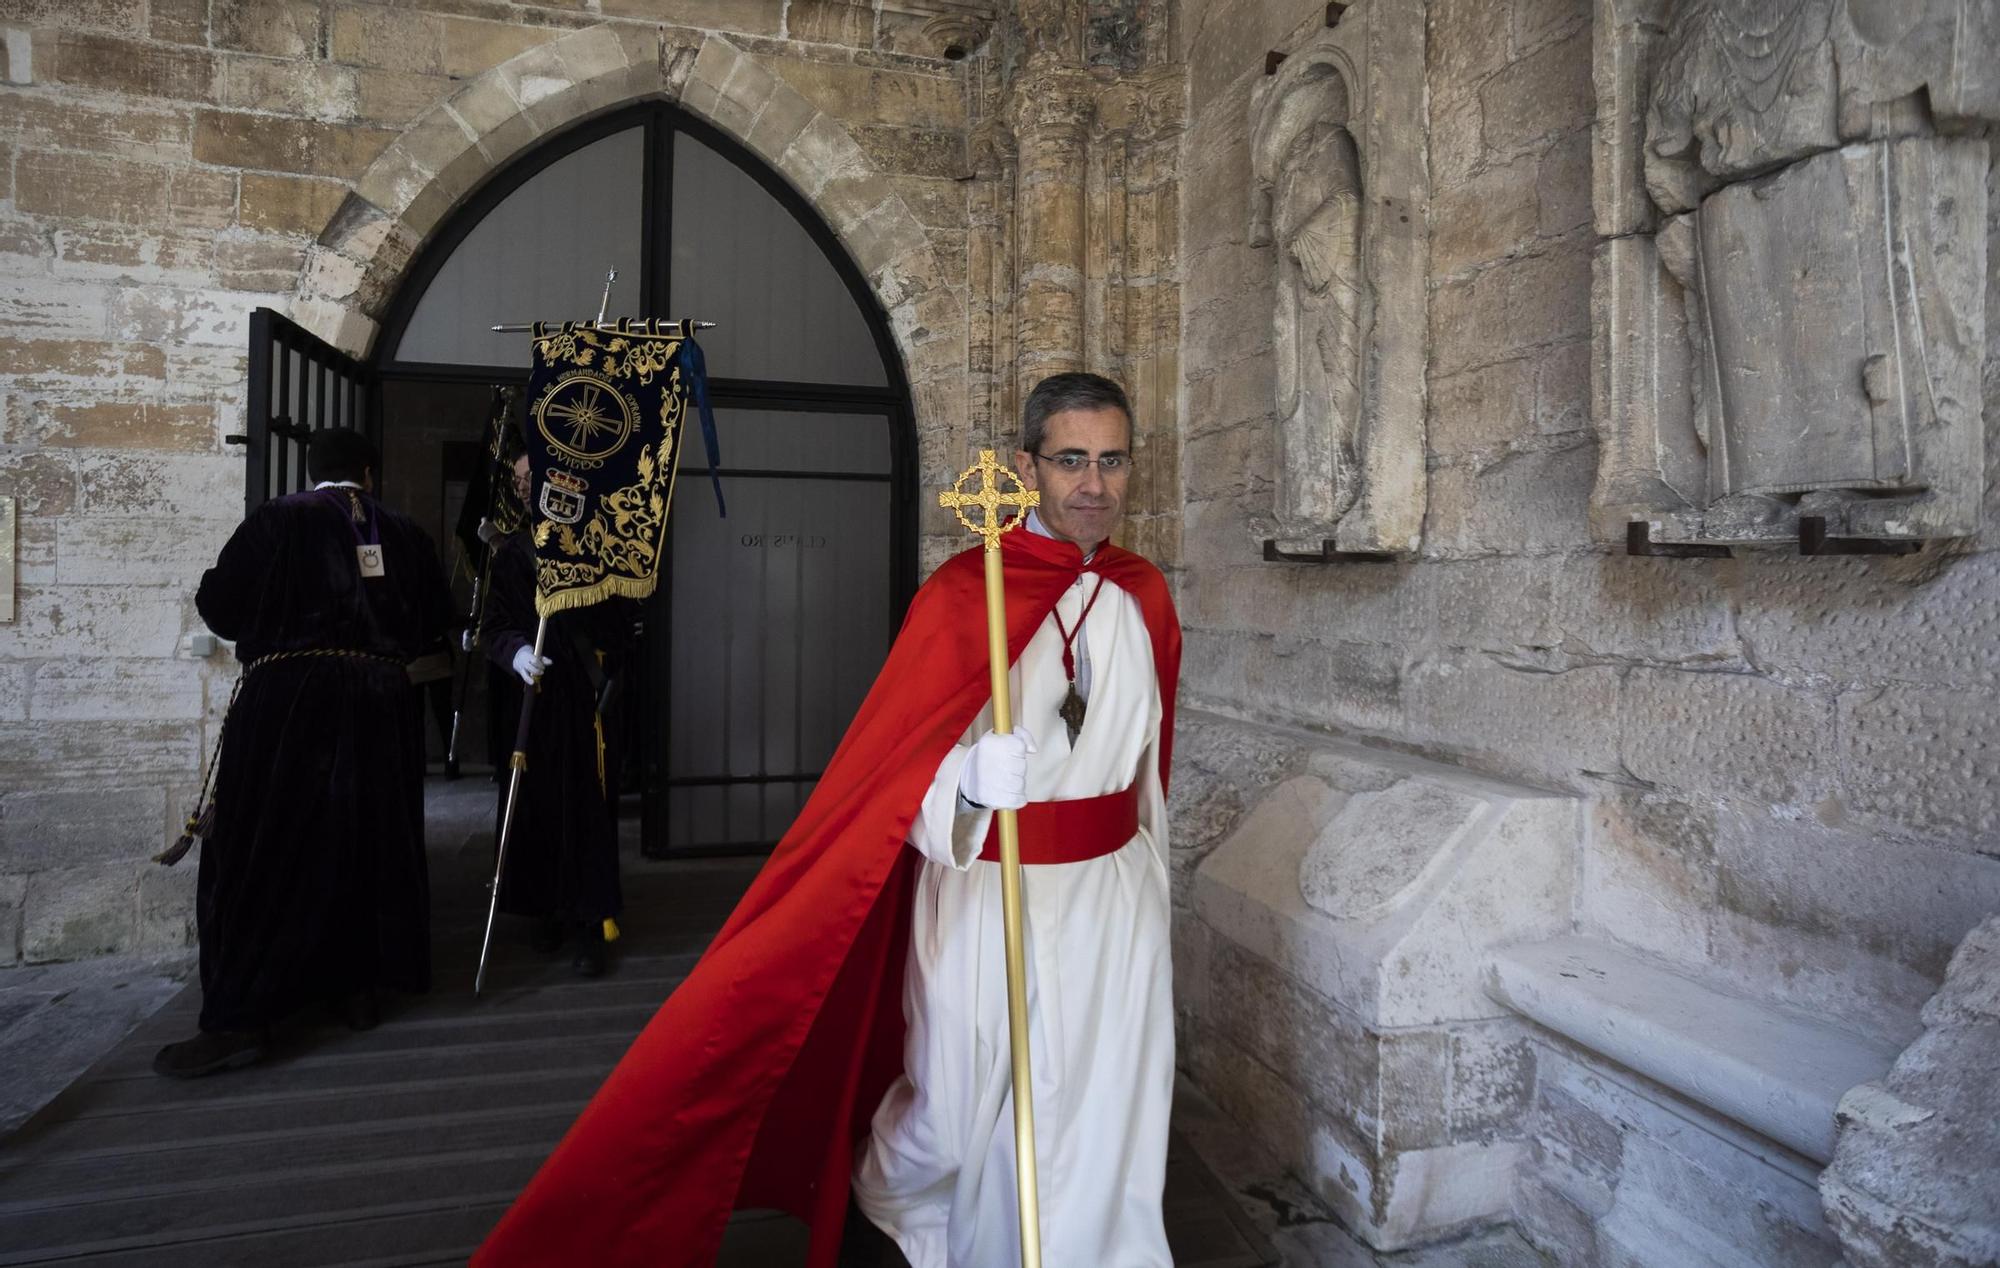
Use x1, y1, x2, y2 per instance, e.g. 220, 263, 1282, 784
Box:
1401, 652, 1618, 784
14, 151, 172, 226
0, 337, 167, 389
1431, 247, 1592, 376
77, 452, 240, 518
1619, 669, 1831, 807
1450, 1021, 1537, 1140
0, 450, 78, 517
1423, 439, 1596, 558
1429, 91, 1483, 192
216, 54, 360, 120
764, 57, 964, 131
0, 872, 22, 965
235, 172, 344, 237
441, 14, 562, 79
0, 664, 24, 721
22, 863, 133, 962
1731, 551, 2000, 691
353, 67, 453, 126
49, 223, 214, 283
1713, 810, 2000, 1008
106, 285, 266, 347
1837, 685, 2000, 845
214, 0, 320, 58
1, 95, 192, 164
787, 0, 874, 48
1430, 155, 1539, 277
1430, 0, 1511, 97
0, 720, 202, 785
1479, 31, 1592, 156
0, 584, 187, 661
214, 232, 308, 291
56, 516, 233, 588
328, 5, 446, 76
136, 862, 197, 953
193, 110, 395, 180
1577, 792, 1720, 977
1545, 554, 1738, 664
2, 400, 216, 452
34, 31, 214, 100
1428, 358, 1533, 459
1536, 128, 1591, 236
599, 0, 785, 35
29, 659, 205, 723
0, 787, 166, 870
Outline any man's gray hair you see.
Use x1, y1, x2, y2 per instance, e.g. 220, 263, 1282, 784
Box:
1020, 373, 1132, 455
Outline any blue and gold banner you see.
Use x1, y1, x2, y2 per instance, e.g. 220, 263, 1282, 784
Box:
525, 319, 723, 618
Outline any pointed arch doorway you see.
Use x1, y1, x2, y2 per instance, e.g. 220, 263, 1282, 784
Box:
370, 101, 918, 858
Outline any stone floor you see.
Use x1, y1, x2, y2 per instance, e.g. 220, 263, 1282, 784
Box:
0, 775, 1546, 1267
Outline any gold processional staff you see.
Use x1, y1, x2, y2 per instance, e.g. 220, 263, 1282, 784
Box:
938, 451, 1044, 1268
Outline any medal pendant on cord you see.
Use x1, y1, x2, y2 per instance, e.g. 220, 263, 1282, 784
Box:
1059, 683, 1086, 747
1052, 574, 1108, 748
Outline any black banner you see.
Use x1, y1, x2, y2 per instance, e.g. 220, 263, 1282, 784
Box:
525, 319, 722, 617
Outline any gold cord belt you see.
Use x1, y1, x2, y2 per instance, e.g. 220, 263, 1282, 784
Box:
245, 647, 406, 672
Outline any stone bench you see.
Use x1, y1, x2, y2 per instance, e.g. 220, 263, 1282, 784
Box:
1484, 936, 1906, 1162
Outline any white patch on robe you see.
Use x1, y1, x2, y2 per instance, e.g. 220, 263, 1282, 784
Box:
853, 571, 1172, 1268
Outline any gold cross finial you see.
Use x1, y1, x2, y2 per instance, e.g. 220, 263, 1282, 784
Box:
939, 450, 1040, 552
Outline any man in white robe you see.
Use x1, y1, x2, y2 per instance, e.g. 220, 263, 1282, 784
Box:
853, 373, 1177, 1268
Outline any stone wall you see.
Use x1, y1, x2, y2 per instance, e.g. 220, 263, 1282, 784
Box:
0, 0, 996, 964
1176, 0, 2000, 1259
1179, 0, 2000, 1057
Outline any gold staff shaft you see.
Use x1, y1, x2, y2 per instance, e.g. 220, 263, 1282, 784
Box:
981, 541, 1043, 1268
939, 450, 1042, 1268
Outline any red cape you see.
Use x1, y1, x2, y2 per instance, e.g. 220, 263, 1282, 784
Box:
474, 528, 1181, 1268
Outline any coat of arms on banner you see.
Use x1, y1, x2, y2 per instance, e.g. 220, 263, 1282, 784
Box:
523, 320, 723, 617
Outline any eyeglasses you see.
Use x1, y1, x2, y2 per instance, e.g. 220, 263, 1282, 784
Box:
1032, 452, 1132, 475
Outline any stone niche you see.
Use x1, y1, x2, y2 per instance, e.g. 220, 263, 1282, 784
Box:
1178, 714, 1580, 1250
1591, 0, 1995, 548
1248, 0, 1429, 557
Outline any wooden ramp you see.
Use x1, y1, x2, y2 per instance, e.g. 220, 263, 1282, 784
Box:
0, 791, 1275, 1267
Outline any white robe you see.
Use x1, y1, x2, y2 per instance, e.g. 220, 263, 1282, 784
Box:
853, 568, 1174, 1268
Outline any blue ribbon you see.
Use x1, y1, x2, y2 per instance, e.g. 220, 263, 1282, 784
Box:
681, 337, 726, 518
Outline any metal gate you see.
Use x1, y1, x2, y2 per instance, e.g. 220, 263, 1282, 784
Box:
236, 308, 376, 512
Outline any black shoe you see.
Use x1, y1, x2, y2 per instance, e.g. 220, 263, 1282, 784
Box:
529, 916, 564, 954
571, 936, 607, 979
153, 1029, 267, 1078
342, 990, 381, 1032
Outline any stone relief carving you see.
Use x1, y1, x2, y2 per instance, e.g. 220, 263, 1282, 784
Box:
1249, 0, 1428, 557
1592, 0, 1995, 548
1085, 0, 1146, 71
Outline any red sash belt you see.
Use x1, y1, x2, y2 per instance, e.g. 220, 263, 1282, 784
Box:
978, 786, 1140, 865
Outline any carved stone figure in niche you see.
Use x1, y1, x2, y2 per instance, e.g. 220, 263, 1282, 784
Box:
1259, 67, 1365, 539
1249, 2, 1429, 560
1592, 0, 1995, 548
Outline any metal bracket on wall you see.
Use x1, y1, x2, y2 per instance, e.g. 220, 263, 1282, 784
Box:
1262, 539, 1396, 564
1625, 522, 1732, 558
1798, 516, 1923, 557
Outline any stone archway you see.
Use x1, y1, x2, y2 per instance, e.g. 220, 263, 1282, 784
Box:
285, 23, 963, 425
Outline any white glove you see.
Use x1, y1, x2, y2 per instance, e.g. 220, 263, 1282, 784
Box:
958, 727, 1038, 811
476, 517, 500, 544
511, 646, 551, 685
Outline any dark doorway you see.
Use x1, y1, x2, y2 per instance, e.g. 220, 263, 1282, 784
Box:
369, 102, 918, 857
